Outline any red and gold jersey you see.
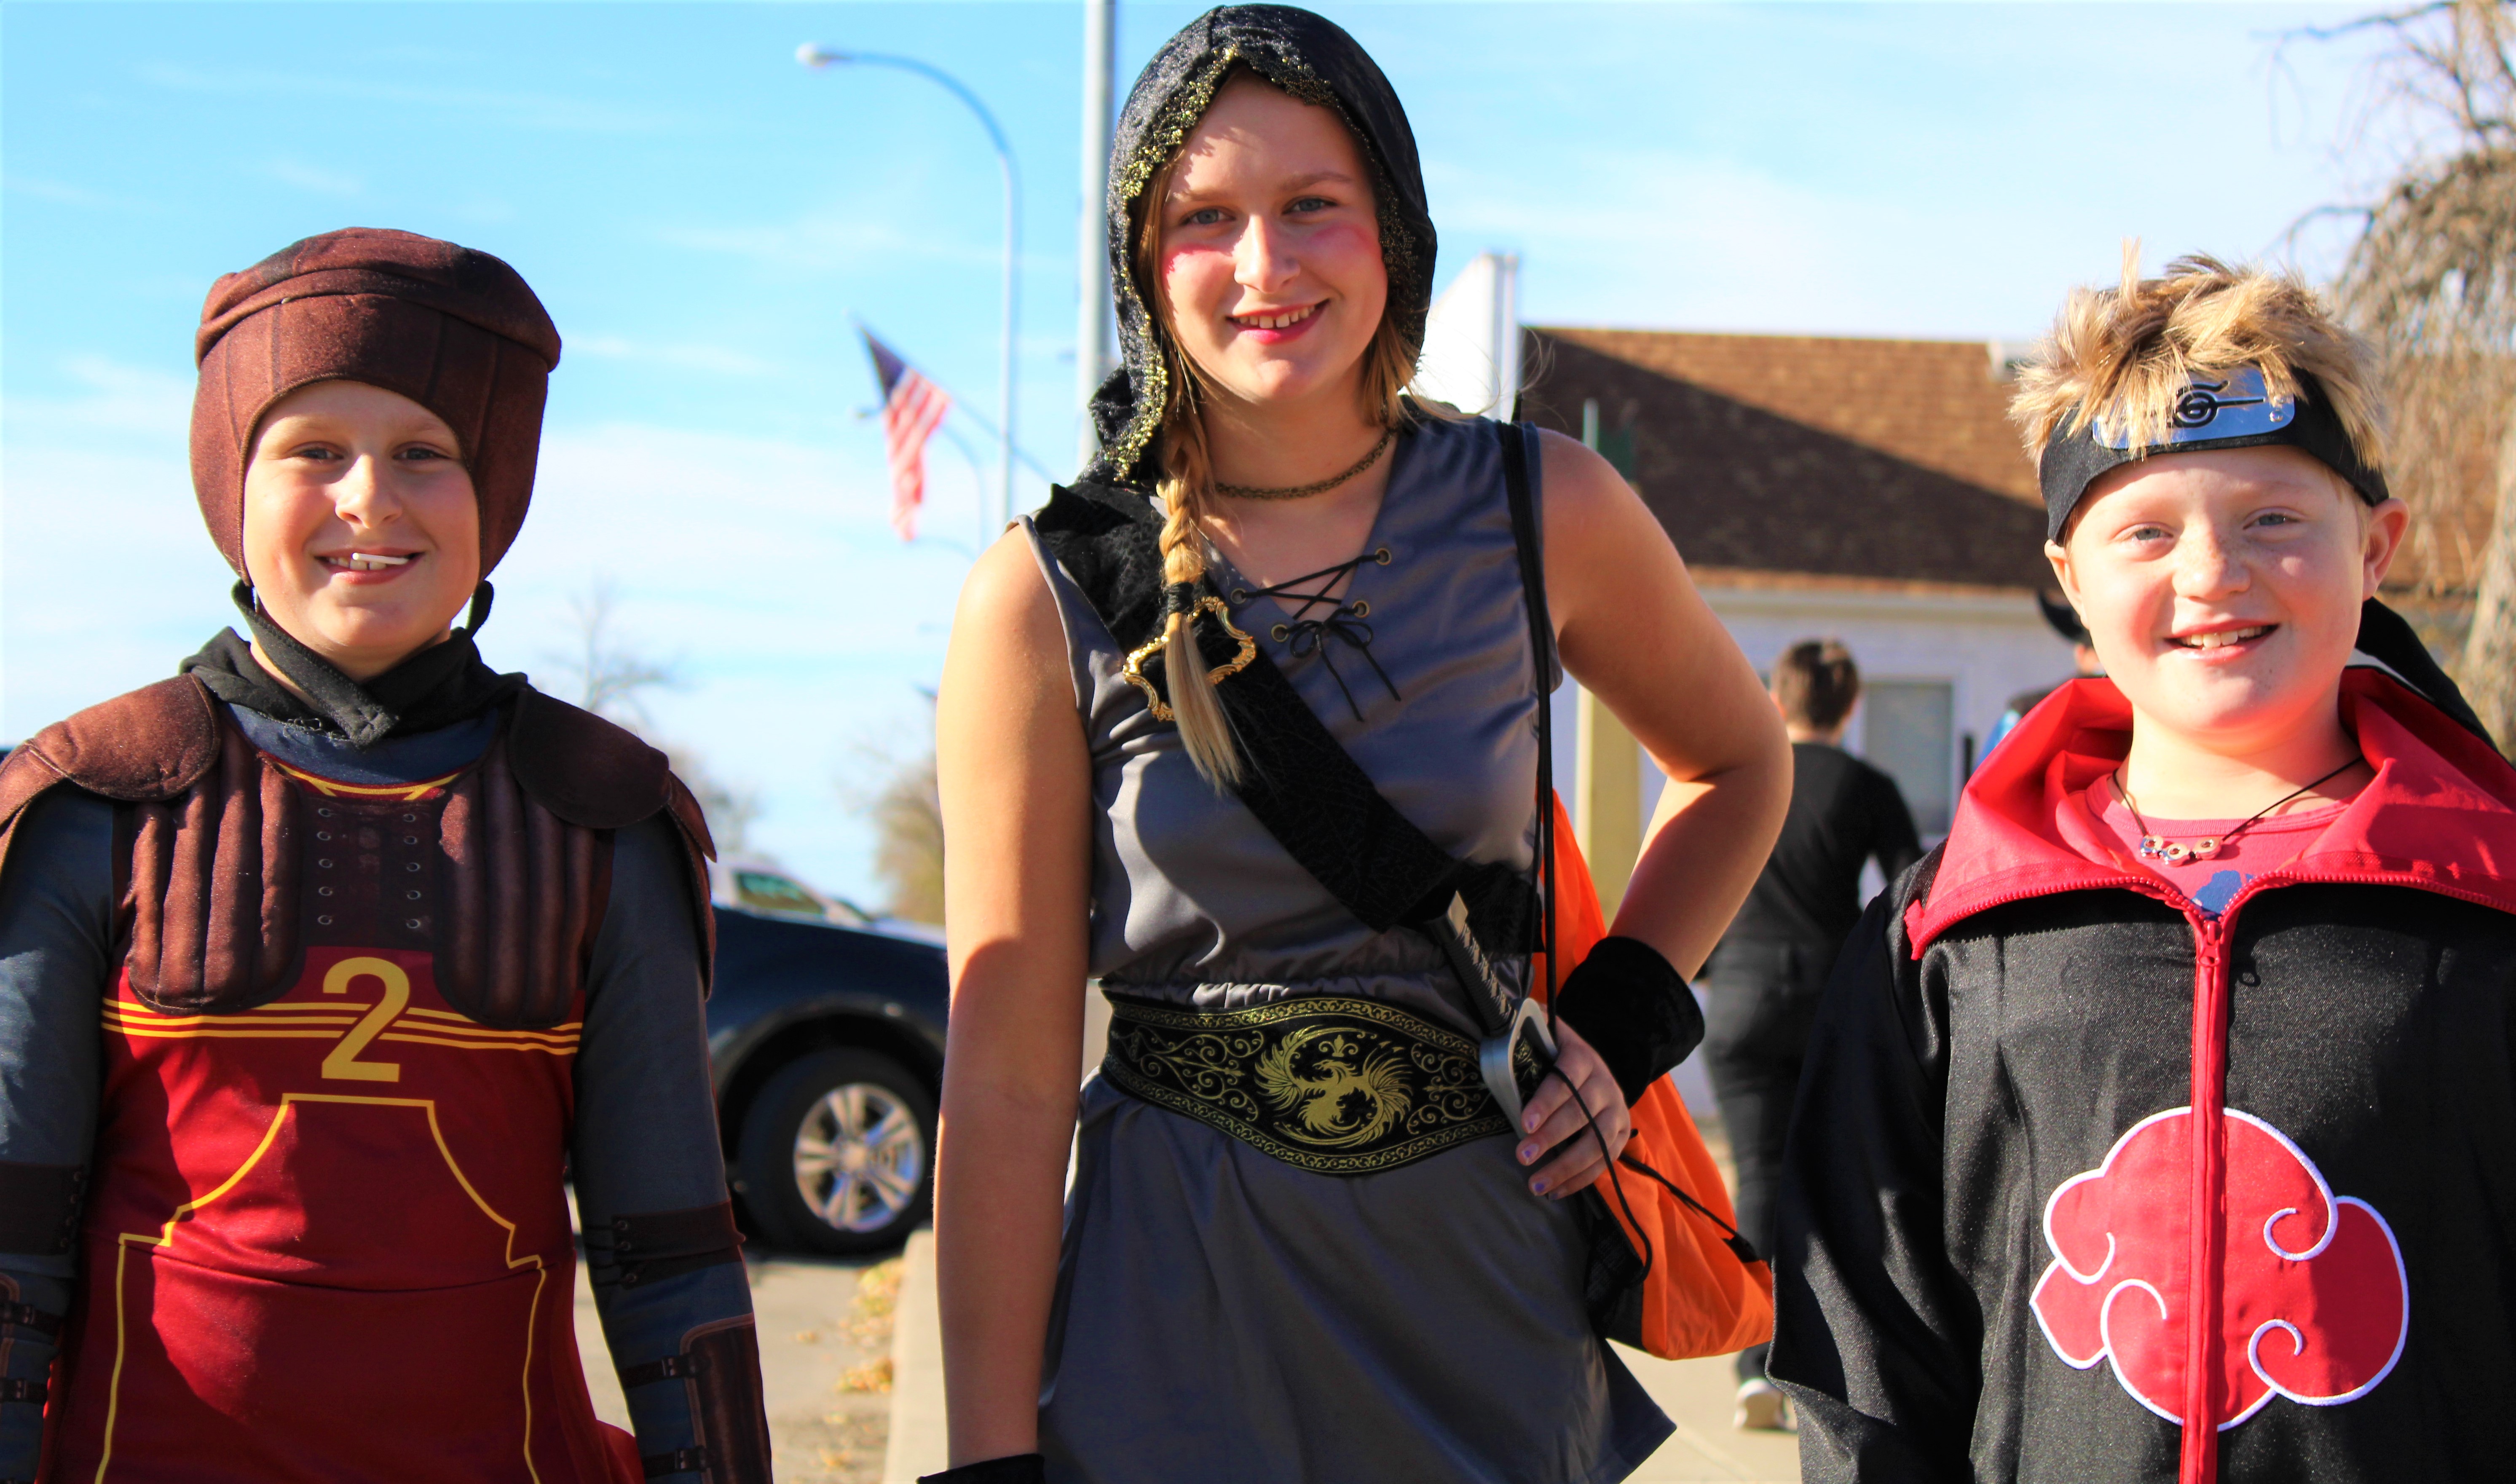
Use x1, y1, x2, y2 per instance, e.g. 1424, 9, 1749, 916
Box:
44, 758, 633, 1484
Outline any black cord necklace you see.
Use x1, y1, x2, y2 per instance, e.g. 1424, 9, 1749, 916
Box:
1215, 428, 1394, 501
2113, 756, 2363, 865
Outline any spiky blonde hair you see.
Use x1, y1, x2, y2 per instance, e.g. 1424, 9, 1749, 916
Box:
2010, 246, 2387, 479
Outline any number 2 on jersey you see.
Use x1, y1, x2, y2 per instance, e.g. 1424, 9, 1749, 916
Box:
321, 956, 410, 1082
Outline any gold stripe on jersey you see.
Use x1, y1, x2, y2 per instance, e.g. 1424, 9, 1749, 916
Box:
105, 1002, 580, 1054
267, 758, 463, 801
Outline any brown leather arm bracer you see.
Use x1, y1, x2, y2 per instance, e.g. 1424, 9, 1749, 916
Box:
618, 1316, 772, 1483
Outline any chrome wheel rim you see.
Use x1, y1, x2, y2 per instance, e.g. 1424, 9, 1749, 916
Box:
792, 1082, 926, 1233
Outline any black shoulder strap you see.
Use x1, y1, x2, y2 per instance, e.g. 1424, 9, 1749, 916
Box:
1495, 421, 1560, 1001
1035, 445, 1542, 955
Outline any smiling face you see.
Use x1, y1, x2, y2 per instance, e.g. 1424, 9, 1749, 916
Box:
1151, 74, 1388, 416
240, 379, 483, 681
2048, 445, 2406, 762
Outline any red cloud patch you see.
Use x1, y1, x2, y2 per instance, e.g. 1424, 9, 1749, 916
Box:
2029, 1107, 2407, 1429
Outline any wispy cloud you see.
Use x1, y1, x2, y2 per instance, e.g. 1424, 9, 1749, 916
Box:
265, 158, 363, 199
652, 214, 924, 273
0, 355, 193, 439
571, 335, 779, 378
4, 174, 159, 213
133, 60, 681, 135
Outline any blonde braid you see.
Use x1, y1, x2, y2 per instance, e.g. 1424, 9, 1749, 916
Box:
1152, 355, 1245, 786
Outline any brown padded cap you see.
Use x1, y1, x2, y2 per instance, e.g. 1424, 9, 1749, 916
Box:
191, 227, 563, 579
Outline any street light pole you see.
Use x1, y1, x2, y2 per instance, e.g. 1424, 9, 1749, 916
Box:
798, 43, 1019, 530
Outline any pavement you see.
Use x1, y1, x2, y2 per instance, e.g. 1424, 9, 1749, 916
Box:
573, 1244, 895, 1483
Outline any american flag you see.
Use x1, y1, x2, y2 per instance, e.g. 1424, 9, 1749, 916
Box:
863, 330, 951, 541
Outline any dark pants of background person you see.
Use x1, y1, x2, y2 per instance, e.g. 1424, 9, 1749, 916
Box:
1699, 937, 1833, 1384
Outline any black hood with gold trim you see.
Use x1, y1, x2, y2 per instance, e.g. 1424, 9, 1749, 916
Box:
1082, 4, 1436, 487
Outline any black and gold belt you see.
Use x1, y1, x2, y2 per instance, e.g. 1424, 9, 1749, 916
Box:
1101, 992, 1522, 1175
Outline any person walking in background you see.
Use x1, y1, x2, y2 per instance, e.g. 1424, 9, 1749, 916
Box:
1978, 592, 2106, 763
1700, 640, 1921, 1431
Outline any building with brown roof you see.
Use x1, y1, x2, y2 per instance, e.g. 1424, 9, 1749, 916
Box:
1513, 324, 2078, 840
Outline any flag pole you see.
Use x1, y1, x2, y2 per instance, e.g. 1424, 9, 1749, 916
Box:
1077, 0, 1116, 467
800, 44, 1019, 531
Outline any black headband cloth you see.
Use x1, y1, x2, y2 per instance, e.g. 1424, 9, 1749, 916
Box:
2037, 367, 2389, 541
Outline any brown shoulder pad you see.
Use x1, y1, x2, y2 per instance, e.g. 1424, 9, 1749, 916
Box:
18, 676, 218, 803
0, 676, 220, 892
0, 747, 70, 857
505, 687, 671, 828
504, 686, 718, 993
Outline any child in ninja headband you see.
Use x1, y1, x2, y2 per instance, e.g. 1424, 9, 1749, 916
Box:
1770, 254, 2516, 1483
0, 229, 769, 1483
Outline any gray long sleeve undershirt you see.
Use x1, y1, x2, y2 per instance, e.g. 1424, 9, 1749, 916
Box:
0, 711, 746, 1476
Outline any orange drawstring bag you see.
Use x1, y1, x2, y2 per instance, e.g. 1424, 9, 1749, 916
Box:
1532, 792, 1775, 1361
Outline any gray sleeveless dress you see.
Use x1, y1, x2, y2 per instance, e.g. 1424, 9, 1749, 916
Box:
1022, 415, 1672, 1484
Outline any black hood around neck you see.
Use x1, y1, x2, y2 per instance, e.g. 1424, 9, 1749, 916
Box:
1085, 4, 1436, 487
181, 581, 527, 747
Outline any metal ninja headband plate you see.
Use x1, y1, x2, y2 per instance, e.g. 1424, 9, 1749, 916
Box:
2038, 367, 2387, 540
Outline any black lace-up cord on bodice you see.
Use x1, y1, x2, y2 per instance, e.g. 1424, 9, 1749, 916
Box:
1232, 546, 1399, 723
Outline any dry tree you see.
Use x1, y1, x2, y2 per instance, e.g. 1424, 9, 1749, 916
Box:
2296, 0, 2516, 739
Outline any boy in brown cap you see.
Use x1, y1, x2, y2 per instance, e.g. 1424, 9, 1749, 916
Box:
0, 229, 770, 1482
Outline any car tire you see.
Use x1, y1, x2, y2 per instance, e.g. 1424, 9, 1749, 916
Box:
735, 1048, 936, 1255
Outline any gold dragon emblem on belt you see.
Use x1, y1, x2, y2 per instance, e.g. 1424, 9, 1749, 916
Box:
1255, 1026, 1412, 1149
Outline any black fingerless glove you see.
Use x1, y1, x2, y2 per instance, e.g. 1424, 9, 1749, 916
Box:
1554, 935, 1702, 1104
919, 1455, 1046, 1484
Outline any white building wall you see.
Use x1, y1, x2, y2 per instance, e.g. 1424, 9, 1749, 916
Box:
1556, 581, 2072, 1114
1561, 581, 2077, 849
1701, 582, 2078, 833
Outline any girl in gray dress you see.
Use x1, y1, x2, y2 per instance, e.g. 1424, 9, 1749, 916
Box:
928, 9, 1793, 1482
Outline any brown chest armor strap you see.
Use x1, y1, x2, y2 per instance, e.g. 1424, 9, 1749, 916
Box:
0, 676, 715, 1027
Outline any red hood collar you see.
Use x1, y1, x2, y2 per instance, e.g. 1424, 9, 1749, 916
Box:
1908, 670, 2516, 952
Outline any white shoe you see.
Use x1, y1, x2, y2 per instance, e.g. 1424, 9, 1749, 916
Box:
1733, 1377, 1793, 1432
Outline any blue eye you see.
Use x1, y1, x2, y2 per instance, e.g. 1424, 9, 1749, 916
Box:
1182, 207, 1226, 227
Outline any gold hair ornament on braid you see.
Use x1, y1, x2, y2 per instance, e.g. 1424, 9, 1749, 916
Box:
1122, 590, 1256, 723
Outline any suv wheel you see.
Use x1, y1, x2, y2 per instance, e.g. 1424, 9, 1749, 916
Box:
735, 1048, 935, 1254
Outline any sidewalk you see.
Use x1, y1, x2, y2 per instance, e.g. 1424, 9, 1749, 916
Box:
879, 1227, 1801, 1484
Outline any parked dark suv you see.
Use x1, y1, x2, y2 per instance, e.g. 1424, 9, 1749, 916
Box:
704, 865, 948, 1255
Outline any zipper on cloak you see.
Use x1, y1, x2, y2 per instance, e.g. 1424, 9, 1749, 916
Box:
2181, 909, 2232, 1484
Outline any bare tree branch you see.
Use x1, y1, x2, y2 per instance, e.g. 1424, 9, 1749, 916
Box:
2306, 0, 2516, 741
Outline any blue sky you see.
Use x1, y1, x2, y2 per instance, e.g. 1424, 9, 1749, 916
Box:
3, 1, 2387, 904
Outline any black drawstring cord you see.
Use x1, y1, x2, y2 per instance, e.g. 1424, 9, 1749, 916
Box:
1235, 548, 1401, 723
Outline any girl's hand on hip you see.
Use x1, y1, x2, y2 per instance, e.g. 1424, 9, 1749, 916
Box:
1515, 1020, 1632, 1198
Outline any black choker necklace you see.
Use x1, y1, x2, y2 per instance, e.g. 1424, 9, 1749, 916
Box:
2114, 756, 2362, 865
1216, 428, 1393, 501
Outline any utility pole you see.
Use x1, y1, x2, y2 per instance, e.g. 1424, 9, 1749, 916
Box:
1575, 396, 1643, 914
1076, 0, 1117, 466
